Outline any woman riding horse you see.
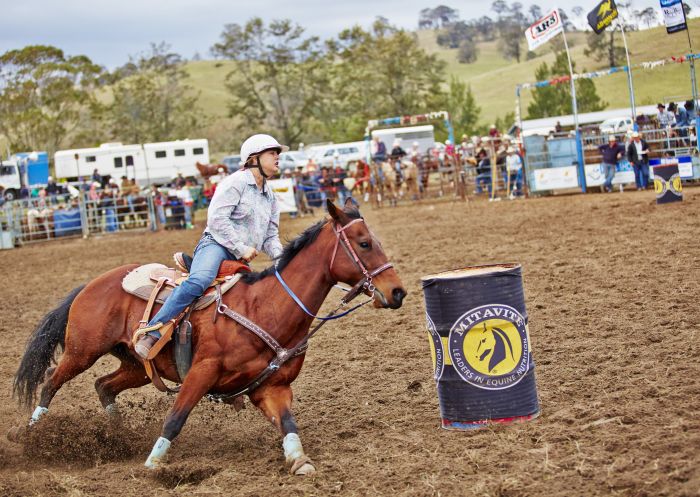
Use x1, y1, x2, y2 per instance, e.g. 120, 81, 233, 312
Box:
134, 134, 287, 359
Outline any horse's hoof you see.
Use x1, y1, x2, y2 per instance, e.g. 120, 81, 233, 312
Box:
7, 425, 26, 443
294, 462, 316, 476
290, 456, 316, 476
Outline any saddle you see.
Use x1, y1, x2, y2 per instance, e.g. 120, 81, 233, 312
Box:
122, 255, 251, 391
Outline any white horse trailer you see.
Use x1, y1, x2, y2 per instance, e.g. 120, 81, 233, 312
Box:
54, 139, 209, 185
371, 125, 435, 154
55, 143, 144, 183
143, 139, 209, 184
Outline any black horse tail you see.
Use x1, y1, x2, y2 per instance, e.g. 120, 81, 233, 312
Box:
13, 285, 85, 409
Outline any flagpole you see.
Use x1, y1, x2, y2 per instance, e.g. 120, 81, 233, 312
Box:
618, 22, 637, 126
560, 26, 587, 192
560, 29, 579, 132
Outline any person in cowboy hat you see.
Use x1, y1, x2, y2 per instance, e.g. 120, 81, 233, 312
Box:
627, 131, 650, 190
134, 134, 287, 359
598, 135, 625, 193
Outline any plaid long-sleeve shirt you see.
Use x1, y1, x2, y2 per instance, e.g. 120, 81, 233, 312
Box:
204, 169, 283, 260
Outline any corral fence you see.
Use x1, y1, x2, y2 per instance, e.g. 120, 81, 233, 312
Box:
0, 192, 157, 249
524, 125, 700, 193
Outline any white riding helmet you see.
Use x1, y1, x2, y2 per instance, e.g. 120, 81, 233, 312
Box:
240, 134, 289, 165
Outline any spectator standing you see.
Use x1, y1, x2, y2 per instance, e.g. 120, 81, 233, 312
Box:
555, 121, 563, 133
120, 176, 135, 212
175, 184, 194, 229
202, 179, 215, 206
489, 125, 500, 138
475, 150, 492, 194
505, 147, 523, 198
152, 186, 167, 227
627, 131, 650, 190
332, 165, 350, 206
598, 135, 625, 193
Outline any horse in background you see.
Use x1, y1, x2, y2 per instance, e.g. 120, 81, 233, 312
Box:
196, 162, 227, 180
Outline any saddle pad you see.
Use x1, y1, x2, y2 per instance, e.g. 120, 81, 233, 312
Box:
122, 263, 243, 311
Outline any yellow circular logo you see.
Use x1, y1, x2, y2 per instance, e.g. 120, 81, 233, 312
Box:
654, 178, 665, 195
448, 304, 530, 390
463, 319, 523, 376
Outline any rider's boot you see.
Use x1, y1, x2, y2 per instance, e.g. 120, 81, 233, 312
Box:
134, 324, 163, 359
173, 252, 193, 273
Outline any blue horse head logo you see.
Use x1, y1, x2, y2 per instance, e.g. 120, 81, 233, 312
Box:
475, 322, 516, 373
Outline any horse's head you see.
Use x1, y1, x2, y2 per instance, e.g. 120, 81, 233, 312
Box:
326, 199, 407, 309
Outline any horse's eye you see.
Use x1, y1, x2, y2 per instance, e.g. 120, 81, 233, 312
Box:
359, 241, 370, 249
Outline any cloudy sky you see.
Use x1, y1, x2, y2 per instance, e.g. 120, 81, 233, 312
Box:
0, 0, 695, 68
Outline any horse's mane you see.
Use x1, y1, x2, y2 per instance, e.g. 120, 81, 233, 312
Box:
240, 207, 362, 284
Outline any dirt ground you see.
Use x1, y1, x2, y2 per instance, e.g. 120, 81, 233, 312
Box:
0, 189, 699, 497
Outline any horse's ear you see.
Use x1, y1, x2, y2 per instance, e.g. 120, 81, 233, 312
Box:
326, 199, 346, 222
344, 196, 359, 211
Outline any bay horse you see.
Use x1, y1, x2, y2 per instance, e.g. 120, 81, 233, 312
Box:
196, 161, 227, 179
12, 200, 406, 475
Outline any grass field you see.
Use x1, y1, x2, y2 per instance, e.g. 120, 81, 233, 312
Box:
184, 20, 700, 143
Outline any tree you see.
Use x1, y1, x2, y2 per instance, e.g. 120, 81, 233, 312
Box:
457, 38, 479, 63
529, 4, 543, 23
445, 77, 481, 136
584, 29, 627, 67
418, 6, 459, 29
499, 24, 523, 62
318, 21, 447, 141
636, 7, 658, 29
436, 21, 475, 49
106, 43, 200, 145
491, 0, 509, 17
0, 45, 103, 155
527, 52, 607, 118
211, 18, 327, 147
474, 16, 496, 41
432, 5, 460, 26
683, 3, 691, 16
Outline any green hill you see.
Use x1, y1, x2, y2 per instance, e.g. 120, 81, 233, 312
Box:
185, 19, 700, 137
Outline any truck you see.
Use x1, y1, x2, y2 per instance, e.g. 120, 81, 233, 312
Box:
0, 152, 50, 201
54, 139, 210, 185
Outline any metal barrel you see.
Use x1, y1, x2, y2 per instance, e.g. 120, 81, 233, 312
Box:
421, 264, 540, 430
653, 164, 683, 204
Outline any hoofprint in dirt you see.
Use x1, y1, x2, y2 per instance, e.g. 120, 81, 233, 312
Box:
1, 190, 698, 496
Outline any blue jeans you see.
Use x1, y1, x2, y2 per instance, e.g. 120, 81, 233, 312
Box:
633, 162, 649, 189
475, 173, 492, 194
156, 205, 166, 225
509, 170, 523, 195
147, 233, 237, 336
602, 162, 616, 192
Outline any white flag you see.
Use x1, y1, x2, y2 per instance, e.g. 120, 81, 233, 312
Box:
525, 9, 564, 51
660, 0, 687, 34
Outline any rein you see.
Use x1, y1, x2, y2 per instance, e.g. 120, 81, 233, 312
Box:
208, 217, 394, 402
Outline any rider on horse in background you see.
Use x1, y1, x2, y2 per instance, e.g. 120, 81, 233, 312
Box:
134, 134, 287, 359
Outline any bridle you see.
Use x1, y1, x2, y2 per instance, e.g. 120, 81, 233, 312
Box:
329, 218, 393, 302
274, 217, 393, 320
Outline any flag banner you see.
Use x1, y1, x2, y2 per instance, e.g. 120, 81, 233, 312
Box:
660, 0, 687, 34
525, 9, 564, 51
587, 0, 619, 34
